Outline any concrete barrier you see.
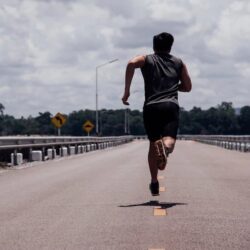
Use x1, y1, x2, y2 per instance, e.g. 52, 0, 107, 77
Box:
47, 149, 56, 159
11, 153, 23, 166
69, 146, 75, 155
78, 145, 83, 154
178, 135, 250, 153
31, 151, 42, 161
60, 147, 68, 157
86, 145, 91, 152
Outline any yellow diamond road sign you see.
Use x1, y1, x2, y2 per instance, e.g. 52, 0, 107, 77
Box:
83, 120, 94, 133
51, 113, 67, 128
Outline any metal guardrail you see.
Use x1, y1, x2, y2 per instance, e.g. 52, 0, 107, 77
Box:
0, 136, 133, 150
133, 135, 147, 140
178, 135, 250, 152
1, 134, 248, 167
0, 136, 134, 166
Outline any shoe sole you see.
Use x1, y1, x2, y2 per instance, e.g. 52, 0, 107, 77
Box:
155, 140, 167, 170
151, 193, 160, 196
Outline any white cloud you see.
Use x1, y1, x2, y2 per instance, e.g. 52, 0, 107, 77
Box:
0, 0, 249, 118
207, 1, 250, 59
148, 0, 192, 22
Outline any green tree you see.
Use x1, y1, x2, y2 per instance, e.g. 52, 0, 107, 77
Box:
100, 109, 124, 136
0, 115, 15, 135
217, 102, 239, 134
12, 117, 27, 135
35, 112, 55, 135
0, 103, 5, 116
238, 106, 250, 134
0, 102, 248, 136
129, 110, 145, 135
179, 108, 191, 134
63, 110, 95, 136
0, 103, 4, 134
22, 116, 40, 135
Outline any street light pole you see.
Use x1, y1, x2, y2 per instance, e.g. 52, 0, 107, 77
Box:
124, 108, 127, 134
96, 67, 99, 135
127, 108, 130, 134
95, 59, 118, 135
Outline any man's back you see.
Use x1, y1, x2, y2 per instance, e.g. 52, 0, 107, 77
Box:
141, 53, 183, 106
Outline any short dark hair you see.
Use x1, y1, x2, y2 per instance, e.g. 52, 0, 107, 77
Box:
153, 32, 174, 52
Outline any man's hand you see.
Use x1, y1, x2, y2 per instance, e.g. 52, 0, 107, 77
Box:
122, 92, 130, 105
122, 55, 145, 106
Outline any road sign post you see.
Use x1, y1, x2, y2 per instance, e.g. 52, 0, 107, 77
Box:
83, 120, 94, 136
51, 113, 67, 135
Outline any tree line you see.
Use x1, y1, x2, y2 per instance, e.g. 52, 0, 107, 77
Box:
0, 102, 249, 136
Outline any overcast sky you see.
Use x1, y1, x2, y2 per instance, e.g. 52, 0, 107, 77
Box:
0, 0, 250, 117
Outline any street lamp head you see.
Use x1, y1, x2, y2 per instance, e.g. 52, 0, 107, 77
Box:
97, 59, 119, 69
109, 59, 119, 64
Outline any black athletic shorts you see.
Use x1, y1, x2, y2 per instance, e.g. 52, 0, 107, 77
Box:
143, 102, 179, 142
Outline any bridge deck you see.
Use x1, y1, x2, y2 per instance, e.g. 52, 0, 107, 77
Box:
0, 141, 249, 250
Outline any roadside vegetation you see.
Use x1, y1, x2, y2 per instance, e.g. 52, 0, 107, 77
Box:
0, 102, 249, 136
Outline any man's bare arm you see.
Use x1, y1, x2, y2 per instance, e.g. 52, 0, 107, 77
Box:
122, 55, 146, 105
178, 63, 192, 92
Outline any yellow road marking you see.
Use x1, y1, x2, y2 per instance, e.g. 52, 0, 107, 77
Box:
159, 186, 166, 192
153, 207, 167, 216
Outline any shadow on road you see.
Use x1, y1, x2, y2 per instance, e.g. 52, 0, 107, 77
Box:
119, 200, 187, 209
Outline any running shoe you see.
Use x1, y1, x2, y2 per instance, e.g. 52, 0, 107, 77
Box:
154, 140, 168, 170
149, 181, 159, 196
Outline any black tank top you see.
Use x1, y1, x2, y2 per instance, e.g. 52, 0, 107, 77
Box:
141, 53, 183, 106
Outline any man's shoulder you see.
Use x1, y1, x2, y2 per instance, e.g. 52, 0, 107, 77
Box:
150, 53, 183, 65
144, 54, 155, 63
169, 54, 183, 67
145, 54, 154, 59
169, 53, 182, 61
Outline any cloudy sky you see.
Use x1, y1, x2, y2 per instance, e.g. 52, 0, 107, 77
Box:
0, 0, 250, 117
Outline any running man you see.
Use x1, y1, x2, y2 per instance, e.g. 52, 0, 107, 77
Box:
122, 32, 192, 196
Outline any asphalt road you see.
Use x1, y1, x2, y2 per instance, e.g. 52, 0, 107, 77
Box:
0, 140, 250, 250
